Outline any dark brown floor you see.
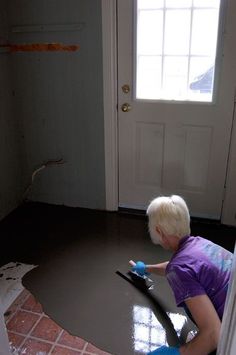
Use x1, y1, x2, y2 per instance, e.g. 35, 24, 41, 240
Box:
0, 202, 235, 355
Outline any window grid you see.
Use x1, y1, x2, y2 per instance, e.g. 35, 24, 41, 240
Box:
136, 0, 221, 101
160, 1, 167, 90
186, 0, 194, 94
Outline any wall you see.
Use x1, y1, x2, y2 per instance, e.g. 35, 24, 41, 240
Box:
221, 0, 236, 227
0, 1, 24, 220
7, 0, 106, 210
2, 0, 235, 220
218, 244, 236, 354
222, 108, 236, 226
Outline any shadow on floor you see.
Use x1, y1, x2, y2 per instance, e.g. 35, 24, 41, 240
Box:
0, 202, 235, 355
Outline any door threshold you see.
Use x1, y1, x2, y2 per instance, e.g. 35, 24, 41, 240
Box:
118, 207, 146, 216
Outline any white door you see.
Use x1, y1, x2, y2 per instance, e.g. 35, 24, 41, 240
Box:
118, 0, 236, 218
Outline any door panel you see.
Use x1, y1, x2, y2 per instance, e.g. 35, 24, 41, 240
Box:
118, 0, 236, 218
135, 122, 164, 186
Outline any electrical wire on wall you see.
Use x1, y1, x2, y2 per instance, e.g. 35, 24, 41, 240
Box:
23, 158, 65, 201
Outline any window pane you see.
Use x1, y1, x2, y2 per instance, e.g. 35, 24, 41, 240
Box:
163, 57, 188, 99
189, 58, 214, 101
189, 57, 214, 83
134, 324, 150, 342
166, 0, 192, 8
135, 1, 221, 102
191, 10, 219, 56
137, 10, 163, 55
138, 0, 164, 10
151, 327, 166, 344
136, 56, 162, 99
194, 0, 220, 8
164, 10, 191, 55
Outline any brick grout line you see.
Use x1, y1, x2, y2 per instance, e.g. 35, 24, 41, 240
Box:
48, 328, 64, 354
8, 304, 93, 354
19, 308, 46, 316
6, 289, 110, 355
19, 294, 47, 317
23, 309, 45, 337
7, 331, 26, 355
9, 324, 110, 355
11, 329, 88, 354
48, 332, 88, 354
18, 312, 45, 351
80, 341, 89, 355
5, 291, 31, 325
18, 308, 96, 354
8, 330, 55, 345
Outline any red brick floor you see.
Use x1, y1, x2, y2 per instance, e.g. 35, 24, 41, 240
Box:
4, 288, 111, 355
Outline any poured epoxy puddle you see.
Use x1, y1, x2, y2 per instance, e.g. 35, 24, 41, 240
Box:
22, 214, 196, 354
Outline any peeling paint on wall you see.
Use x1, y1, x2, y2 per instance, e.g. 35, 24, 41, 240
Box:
0, 43, 80, 52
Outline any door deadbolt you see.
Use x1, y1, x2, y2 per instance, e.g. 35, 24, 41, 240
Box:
121, 103, 131, 112
122, 84, 130, 93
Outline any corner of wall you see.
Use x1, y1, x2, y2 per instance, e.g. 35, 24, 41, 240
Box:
222, 105, 236, 226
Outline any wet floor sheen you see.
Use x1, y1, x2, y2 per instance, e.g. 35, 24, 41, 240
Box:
1, 203, 235, 355
21, 209, 195, 355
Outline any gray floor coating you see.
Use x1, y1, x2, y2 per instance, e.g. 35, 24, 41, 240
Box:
22, 212, 195, 355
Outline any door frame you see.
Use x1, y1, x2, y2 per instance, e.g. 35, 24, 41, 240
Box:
217, 243, 236, 355
102, 0, 118, 211
102, 0, 236, 226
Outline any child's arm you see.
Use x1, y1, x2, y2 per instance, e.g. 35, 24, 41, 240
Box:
146, 262, 169, 276
148, 294, 221, 355
179, 294, 221, 355
129, 260, 169, 276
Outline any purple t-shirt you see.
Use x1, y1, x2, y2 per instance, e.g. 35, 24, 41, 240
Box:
166, 235, 233, 319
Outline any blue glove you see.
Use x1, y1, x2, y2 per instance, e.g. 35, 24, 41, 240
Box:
147, 346, 180, 355
132, 261, 149, 276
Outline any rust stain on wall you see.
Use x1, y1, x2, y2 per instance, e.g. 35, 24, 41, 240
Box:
0, 43, 80, 52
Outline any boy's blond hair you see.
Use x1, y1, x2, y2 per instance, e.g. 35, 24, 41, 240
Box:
146, 195, 191, 244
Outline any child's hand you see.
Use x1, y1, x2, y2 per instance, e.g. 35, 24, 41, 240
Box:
147, 345, 180, 354
129, 260, 149, 276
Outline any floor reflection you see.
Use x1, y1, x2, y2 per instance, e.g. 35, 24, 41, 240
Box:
132, 305, 187, 353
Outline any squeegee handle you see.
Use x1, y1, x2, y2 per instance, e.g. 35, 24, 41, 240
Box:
129, 260, 136, 267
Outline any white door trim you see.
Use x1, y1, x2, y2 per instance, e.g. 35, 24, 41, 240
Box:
217, 243, 236, 355
102, 0, 118, 211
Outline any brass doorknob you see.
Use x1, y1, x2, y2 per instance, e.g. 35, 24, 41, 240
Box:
121, 103, 131, 112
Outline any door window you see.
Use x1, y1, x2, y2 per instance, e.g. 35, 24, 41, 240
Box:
136, 0, 221, 102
